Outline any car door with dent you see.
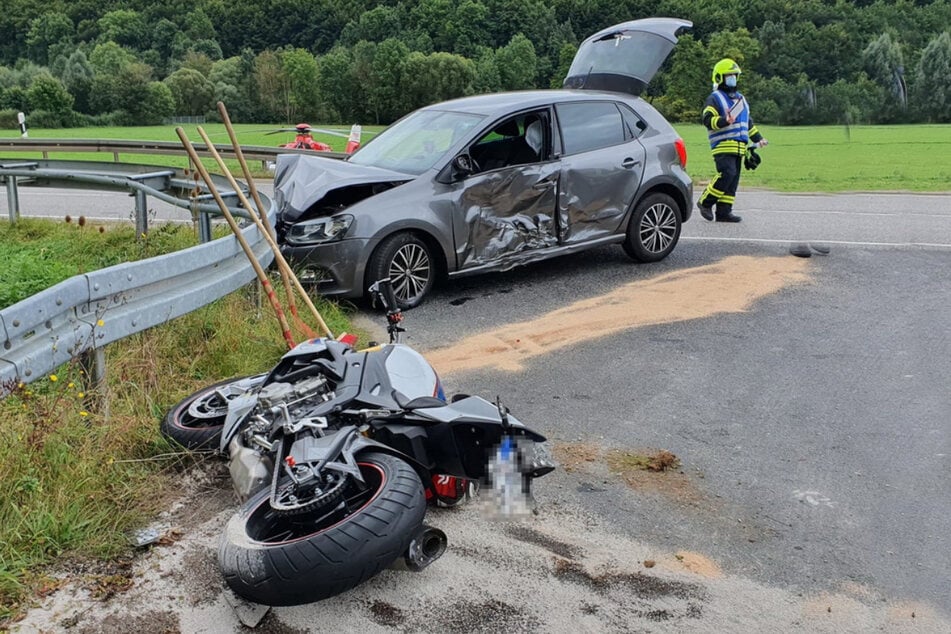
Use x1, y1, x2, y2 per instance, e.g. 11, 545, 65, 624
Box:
554, 100, 646, 244
452, 112, 561, 270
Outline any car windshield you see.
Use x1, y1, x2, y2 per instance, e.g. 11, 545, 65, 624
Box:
347, 109, 485, 175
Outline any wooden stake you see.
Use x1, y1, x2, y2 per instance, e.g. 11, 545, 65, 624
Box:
215, 102, 317, 339
195, 124, 334, 339
175, 127, 296, 349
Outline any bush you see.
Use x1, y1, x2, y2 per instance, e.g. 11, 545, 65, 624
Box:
651, 95, 700, 123
0, 108, 21, 130
22, 109, 87, 129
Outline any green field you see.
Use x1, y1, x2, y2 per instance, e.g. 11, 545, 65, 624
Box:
2, 122, 950, 193
676, 123, 951, 192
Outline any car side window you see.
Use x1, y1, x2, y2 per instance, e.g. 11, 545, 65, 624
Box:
469, 111, 549, 173
618, 103, 648, 139
555, 102, 626, 155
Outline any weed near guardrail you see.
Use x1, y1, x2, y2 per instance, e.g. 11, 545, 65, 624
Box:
0, 279, 357, 625
0, 218, 229, 310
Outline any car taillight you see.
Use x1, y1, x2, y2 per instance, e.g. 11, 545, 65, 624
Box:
674, 138, 687, 169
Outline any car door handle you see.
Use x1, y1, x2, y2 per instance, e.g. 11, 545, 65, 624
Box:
621, 158, 641, 169
533, 180, 555, 190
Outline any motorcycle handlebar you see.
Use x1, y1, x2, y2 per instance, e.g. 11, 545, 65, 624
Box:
368, 279, 405, 343
368, 279, 399, 312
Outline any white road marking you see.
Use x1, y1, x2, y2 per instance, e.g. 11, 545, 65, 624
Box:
793, 489, 835, 508
681, 236, 951, 248
749, 209, 951, 219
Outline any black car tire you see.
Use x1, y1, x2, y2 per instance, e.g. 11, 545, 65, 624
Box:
219, 452, 426, 606
160, 376, 251, 451
367, 232, 435, 309
622, 192, 682, 263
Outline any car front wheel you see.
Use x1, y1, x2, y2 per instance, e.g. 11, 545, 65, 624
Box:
622, 193, 682, 262
367, 232, 435, 309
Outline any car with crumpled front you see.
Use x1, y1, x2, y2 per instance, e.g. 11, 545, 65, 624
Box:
274, 17, 694, 309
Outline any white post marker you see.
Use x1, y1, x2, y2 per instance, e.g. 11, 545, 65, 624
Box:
17, 112, 27, 138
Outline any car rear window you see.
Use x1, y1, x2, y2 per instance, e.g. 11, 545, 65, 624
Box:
555, 102, 626, 155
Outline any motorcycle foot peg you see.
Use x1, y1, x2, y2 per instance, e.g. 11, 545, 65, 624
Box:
390, 524, 447, 572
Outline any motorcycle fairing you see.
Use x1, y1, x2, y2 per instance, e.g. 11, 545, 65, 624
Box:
370, 395, 549, 480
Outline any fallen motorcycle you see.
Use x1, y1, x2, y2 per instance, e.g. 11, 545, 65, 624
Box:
160, 279, 555, 606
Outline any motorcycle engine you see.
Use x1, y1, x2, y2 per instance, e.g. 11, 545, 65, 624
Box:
257, 375, 333, 418
230, 374, 336, 501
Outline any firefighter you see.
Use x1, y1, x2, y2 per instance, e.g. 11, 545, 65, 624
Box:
697, 59, 768, 223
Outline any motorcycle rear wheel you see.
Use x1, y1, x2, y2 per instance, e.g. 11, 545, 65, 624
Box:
219, 451, 426, 606
160, 376, 249, 450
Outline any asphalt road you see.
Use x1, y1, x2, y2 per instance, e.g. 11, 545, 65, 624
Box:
7, 184, 950, 624
397, 189, 951, 617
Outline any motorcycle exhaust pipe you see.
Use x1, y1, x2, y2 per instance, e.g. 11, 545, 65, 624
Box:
389, 524, 447, 572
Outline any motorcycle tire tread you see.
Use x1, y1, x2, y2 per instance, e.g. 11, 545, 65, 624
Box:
219, 452, 426, 606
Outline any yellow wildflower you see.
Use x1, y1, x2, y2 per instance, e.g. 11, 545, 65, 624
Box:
49, 374, 58, 382
79, 411, 89, 417
97, 320, 105, 327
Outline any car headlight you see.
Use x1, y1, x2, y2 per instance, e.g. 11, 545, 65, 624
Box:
285, 215, 353, 246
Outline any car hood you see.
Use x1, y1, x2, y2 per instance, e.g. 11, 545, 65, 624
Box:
274, 154, 413, 223
564, 17, 692, 97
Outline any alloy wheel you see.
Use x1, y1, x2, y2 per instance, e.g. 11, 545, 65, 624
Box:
388, 243, 431, 303
639, 202, 678, 254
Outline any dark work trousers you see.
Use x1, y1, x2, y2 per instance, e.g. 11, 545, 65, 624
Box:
699, 153, 742, 217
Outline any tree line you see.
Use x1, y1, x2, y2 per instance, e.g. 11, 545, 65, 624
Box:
1, 0, 949, 130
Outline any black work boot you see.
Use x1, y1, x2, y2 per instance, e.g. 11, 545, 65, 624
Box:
715, 205, 741, 222
696, 200, 713, 221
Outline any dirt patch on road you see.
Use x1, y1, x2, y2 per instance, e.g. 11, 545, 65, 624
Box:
553, 442, 710, 510
426, 255, 812, 374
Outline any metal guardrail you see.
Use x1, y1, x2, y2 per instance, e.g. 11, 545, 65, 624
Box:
0, 155, 278, 396
0, 138, 348, 164
0, 219, 274, 394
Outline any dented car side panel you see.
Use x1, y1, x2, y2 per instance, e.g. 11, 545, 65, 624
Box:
452, 163, 560, 269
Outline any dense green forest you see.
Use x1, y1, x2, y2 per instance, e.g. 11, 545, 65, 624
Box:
0, 0, 949, 128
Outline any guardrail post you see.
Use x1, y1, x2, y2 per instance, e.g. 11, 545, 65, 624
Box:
4, 175, 20, 222
79, 347, 109, 420
198, 212, 213, 243
134, 190, 149, 238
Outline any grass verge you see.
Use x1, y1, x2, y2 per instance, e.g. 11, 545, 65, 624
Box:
0, 217, 232, 309
0, 218, 358, 624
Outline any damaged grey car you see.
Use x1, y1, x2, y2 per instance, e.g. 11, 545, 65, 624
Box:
274, 18, 694, 309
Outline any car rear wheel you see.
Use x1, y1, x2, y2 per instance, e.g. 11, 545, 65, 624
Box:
367, 232, 435, 309
622, 192, 681, 262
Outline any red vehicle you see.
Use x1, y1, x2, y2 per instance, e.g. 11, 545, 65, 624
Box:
270, 124, 364, 154
280, 123, 333, 151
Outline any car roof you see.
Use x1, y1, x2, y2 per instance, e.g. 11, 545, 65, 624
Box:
420, 89, 642, 117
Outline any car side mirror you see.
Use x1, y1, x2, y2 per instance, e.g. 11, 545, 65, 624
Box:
451, 153, 476, 179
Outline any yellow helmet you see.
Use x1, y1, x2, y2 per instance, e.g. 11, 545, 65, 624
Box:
712, 58, 741, 87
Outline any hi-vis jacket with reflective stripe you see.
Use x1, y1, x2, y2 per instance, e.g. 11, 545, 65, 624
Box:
702, 89, 763, 156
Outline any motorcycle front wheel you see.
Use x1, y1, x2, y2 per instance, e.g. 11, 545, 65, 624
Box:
219, 451, 426, 606
160, 376, 255, 450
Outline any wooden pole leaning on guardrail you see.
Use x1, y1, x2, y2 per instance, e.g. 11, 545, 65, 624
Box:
195, 125, 334, 340
175, 127, 297, 350
215, 102, 333, 339
216, 103, 313, 340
